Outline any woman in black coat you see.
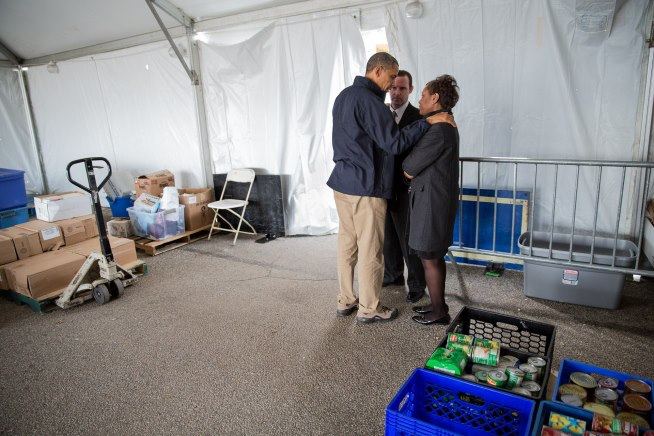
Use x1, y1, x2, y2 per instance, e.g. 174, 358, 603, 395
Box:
402, 75, 459, 325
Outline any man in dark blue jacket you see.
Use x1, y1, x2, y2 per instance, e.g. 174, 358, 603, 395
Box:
329, 53, 452, 324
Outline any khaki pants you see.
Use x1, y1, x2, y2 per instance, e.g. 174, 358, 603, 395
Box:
334, 191, 387, 314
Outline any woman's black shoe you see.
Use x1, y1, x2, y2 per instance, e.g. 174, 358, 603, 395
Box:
412, 314, 451, 325
412, 305, 432, 314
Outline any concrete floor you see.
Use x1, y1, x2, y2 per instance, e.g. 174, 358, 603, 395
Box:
1, 233, 653, 435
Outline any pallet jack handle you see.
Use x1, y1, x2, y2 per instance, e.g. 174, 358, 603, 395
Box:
66, 157, 114, 261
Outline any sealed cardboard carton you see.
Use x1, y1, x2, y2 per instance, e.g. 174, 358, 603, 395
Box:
107, 219, 134, 238
178, 188, 215, 231
0, 235, 18, 266
4, 251, 86, 300
56, 215, 98, 245
17, 220, 65, 251
178, 188, 214, 206
0, 227, 43, 259
34, 191, 91, 222
0, 264, 10, 290
134, 170, 175, 197
64, 236, 137, 267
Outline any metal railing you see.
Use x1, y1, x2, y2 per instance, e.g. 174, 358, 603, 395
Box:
450, 157, 654, 276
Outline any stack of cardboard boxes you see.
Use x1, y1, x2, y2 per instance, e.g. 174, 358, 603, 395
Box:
0, 191, 138, 302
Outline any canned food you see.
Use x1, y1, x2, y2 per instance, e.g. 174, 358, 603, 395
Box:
570, 372, 597, 390
623, 393, 652, 416
521, 381, 541, 396
487, 370, 508, 387
598, 377, 619, 390
519, 364, 538, 381
461, 374, 477, 382
511, 387, 531, 396
505, 367, 525, 389
471, 346, 499, 366
560, 394, 583, 407
447, 333, 474, 346
617, 412, 651, 430
583, 402, 615, 418
447, 342, 473, 357
558, 383, 588, 402
592, 413, 639, 436
595, 388, 618, 410
625, 379, 652, 396
475, 370, 488, 383
527, 357, 547, 378
499, 355, 519, 368
473, 338, 500, 350
471, 364, 495, 373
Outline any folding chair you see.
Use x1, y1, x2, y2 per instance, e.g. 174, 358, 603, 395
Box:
207, 169, 257, 245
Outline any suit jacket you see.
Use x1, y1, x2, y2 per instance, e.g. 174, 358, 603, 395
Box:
390, 103, 423, 202
402, 122, 460, 253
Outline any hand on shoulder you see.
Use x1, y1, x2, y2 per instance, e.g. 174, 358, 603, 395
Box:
426, 112, 456, 128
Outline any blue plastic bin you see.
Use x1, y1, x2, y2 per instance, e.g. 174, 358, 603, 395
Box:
553, 358, 654, 428
530, 401, 593, 436
108, 195, 134, 218
386, 368, 536, 436
0, 168, 27, 211
0, 206, 30, 229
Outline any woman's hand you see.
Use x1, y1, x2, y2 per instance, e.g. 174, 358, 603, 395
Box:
426, 112, 456, 127
404, 171, 414, 180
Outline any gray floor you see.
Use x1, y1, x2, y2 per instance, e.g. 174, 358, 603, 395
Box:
1, 233, 653, 435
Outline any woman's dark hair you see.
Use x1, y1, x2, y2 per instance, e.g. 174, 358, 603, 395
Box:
425, 75, 459, 111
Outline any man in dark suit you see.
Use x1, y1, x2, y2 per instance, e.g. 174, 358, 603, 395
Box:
383, 70, 427, 303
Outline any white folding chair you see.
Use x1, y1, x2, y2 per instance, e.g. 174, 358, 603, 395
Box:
207, 168, 257, 245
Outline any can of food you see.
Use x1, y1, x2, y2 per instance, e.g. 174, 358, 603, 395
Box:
558, 383, 588, 402
505, 367, 525, 389
625, 379, 652, 396
591, 413, 639, 436
617, 412, 651, 431
447, 342, 473, 357
475, 370, 488, 383
527, 357, 547, 379
499, 355, 519, 368
519, 364, 538, 381
487, 370, 508, 387
521, 381, 541, 397
473, 338, 500, 350
461, 374, 477, 382
471, 346, 499, 366
560, 394, 583, 407
471, 364, 495, 373
447, 333, 474, 346
595, 388, 619, 411
511, 387, 532, 396
598, 377, 619, 390
583, 402, 615, 418
570, 372, 598, 390
623, 393, 653, 417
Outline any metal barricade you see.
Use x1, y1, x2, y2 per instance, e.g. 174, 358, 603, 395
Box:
451, 157, 654, 276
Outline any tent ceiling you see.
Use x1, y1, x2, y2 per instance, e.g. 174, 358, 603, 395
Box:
0, 0, 305, 61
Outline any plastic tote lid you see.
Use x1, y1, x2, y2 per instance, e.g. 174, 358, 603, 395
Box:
0, 168, 25, 181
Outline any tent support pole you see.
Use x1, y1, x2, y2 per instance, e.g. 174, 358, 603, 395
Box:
18, 70, 49, 194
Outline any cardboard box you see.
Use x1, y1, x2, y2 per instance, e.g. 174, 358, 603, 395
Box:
4, 251, 86, 300
0, 235, 18, 266
56, 215, 98, 246
107, 219, 134, 238
0, 264, 10, 290
0, 227, 43, 259
17, 220, 65, 251
178, 188, 215, 231
64, 236, 138, 267
34, 191, 91, 222
135, 170, 175, 197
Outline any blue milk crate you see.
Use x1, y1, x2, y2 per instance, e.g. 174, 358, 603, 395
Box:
0, 168, 28, 211
386, 368, 536, 436
0, 206, 30, 229
553, 358, 654, 428
530, 401, 593, 436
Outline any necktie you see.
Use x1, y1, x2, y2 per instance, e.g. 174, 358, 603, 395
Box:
392, 110, 399, 124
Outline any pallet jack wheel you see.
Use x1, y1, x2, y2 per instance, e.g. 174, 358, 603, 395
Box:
92, 284, 112, 305
110, 279, 124, 298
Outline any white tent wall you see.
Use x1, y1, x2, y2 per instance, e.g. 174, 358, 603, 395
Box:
200, 13, 365, 235
25, 39, 204, 194
0, 68, 43, 193
386, 0, 653, 237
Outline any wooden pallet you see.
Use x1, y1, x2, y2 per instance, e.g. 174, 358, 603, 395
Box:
131, 224, 212, 256
0, 259, 148, 314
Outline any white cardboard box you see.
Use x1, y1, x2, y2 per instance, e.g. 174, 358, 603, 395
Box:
34, 192, 92, 222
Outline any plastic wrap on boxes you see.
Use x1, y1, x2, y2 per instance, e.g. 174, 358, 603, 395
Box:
160, 187, 179, 210
127, 206, 185, 240
133, 193, 161, 213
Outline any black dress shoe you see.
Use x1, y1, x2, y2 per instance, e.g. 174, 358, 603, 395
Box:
412, 314, 451, 325
412, 304, 432, 314
406, 291, 424, 303
382, 277, 404, 287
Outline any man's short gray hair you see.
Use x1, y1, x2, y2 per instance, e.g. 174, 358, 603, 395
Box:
365, 52, 399, 73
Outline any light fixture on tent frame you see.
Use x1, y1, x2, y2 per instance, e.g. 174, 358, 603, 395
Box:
405, 1, 423, 19
46, 60, 59, 74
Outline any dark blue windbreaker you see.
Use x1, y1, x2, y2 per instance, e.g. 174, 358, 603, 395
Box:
327, 76, 429, 199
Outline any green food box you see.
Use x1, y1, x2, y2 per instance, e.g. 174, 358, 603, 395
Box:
425, 347, 468, 376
